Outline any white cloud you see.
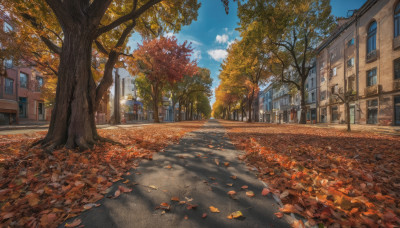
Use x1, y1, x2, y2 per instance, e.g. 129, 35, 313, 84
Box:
216, 34, 229, 44
226, 40, 236, 49
207, 49, 228, 62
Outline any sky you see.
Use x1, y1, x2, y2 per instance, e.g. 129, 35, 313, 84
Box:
127, 0, 367, 106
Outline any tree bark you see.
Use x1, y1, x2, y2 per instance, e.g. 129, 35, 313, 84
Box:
346, 102, 351, 132
41, 26, 98, 151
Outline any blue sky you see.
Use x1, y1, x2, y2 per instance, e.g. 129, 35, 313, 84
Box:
128, 0, 367, 105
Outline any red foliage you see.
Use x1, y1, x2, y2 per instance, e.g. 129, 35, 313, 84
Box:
221, 121, 400, 227
132, 36, 198, 85
0, 122, 204, 227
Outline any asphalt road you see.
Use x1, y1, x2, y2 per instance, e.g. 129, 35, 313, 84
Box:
60, 120, 291, 228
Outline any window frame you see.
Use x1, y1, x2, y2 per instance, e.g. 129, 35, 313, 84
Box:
394, 57, 400, 80
4, 78, 14, 95
367, 21, 377, 54
395, 3, 400, 37
20, 72, 28, 89
367, 68, 377, 87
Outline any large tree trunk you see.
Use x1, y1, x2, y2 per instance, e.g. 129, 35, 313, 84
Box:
346, 101, 351, 132
42, 27, 98, 151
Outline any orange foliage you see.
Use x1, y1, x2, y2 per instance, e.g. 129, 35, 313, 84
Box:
221, 121, 400, 226
0, 122, 204, 227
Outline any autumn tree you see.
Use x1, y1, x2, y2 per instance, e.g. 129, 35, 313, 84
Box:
131, 36, 197, 123
0, 0, 203, 150
237, 0, 335, 124
219, 34, 269, 122
171, 68, 212, 121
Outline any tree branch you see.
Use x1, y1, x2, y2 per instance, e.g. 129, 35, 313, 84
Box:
45, 0, 70, 29
95, 0, 161, 37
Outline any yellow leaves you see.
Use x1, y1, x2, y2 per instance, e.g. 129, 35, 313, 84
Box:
279, 204, 297, 214
227, 211, 243, 219
209, 206, 220, 213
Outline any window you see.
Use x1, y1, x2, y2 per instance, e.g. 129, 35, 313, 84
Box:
4, 59, 12, 69
367, 68, 377, 86
19, 97, 27, 118
347, 38, 355, 47
311, 92, 315, 102
36, 76, 43, 91
395, 3, 400, 37
331, 106, 339, 122
347, 57, 354, 68
321, 76, 325, 83
367, 21, 377, 54
348, 76, 355, 91
320, 91, 326, 100
331, 67, 337, 77
5, 78, 13, 95
367, 99, 378, 124
20, 72, 28, 88
394, 58, 400, 79
311, 78, 314, 88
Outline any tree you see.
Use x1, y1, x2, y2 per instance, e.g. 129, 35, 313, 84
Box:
237, 0, 335, 124
3, 0, 201, 150
131, 36, 197, 122
219, 35, 269, 122
171, 68, 212, 121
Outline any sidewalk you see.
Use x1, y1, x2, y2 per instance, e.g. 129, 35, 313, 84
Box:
61, 120, 291, 228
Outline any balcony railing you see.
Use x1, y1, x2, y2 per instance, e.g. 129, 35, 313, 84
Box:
364, 84, 381, 97
366, 50, 378, 63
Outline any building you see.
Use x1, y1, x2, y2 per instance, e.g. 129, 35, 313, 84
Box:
259, 84, 274, 123
305, 65, 318, 123
0, 65, 47, 125
317, 0, 400, 126
272, 84, 291, 123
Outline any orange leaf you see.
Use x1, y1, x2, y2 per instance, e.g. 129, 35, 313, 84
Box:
241, 185, 248, 189
227, 190, 236, 196
274, 212, 284, 218
171, 197, 180, 202
118, 185, 132, 193
230, 175, 237, 180
227, 211, 243, 219
246, 191, 255, 197
209, 206, 220, 213
202, 213, 207, 218
65, 218, 82, 227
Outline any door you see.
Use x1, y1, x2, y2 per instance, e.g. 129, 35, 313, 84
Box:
38, 102, 45, 120
350, 105, 355, 124
395, 96, 400, 126
19, 97, 27, 118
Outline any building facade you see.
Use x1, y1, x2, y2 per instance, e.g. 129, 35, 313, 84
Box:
317, 0, 400, 126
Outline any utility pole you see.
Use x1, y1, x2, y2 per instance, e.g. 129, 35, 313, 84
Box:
113, 68, 120, 124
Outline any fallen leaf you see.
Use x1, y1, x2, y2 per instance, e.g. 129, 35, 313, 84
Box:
202, 213, 207, 218
165, 165, 172, 169
214, 159, 220, 165
292, 219, 305, 228
226, 183, 233, 187
118, 185, 133, 193
123, 180, 130, 184
274, 212, 284, 218
65, 218, 82, 227
230, 175, 237, 180
114, 189, 121, 198
280, 204, 297, 214
83, 203, 100, 210
224, 162, 230, 167
246, 191, 255, 197
171, 197, 180, 202
184, 215, 188, 220
227, 190, 236, 196
261, 188, 270, 196
227, 211, 243, 219
209, 206, 220, 213
149, 185, 157, 190
208, 145, 214, 148
186, 204, 198, 210
241, 185, 248, 189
